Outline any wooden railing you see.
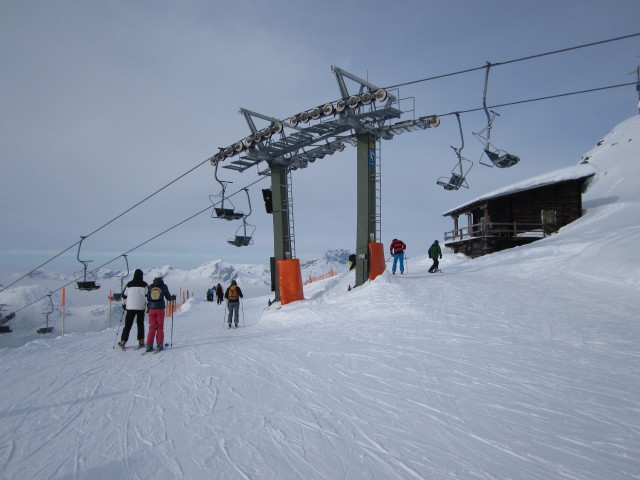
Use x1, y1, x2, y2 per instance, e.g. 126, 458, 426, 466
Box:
444, 220, 551, 242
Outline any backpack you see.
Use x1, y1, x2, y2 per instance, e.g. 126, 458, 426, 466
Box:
227, 285, 239, 301
149, 286, 163, 302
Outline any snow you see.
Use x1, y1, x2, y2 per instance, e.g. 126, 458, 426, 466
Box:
0, 115, 639, 479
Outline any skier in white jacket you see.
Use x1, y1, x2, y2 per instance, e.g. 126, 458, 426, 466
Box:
118, 269, 148, 349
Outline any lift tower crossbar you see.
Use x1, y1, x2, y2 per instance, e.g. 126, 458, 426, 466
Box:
210, 66, 440, 299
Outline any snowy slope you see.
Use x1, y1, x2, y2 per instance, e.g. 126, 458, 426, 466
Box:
0, 116, 639, 479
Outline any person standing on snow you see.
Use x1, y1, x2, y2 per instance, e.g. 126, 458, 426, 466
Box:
428, 240, 443, 273
224, 280, 244, 328
118, 269, 148, 350
145, 274, 175, 352
215, 283, 224, 305
390, 238, 407, 274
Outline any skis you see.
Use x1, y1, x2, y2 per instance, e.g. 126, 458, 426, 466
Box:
118, 343, 145, 352
141, 343, 170, 354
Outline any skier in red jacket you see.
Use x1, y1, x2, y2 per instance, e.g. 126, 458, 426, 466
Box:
389, 239, 407, 274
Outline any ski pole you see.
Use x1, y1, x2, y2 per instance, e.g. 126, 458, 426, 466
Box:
170, 299, 174, 348
241, 298, 245, 327
112, 306, 126, 349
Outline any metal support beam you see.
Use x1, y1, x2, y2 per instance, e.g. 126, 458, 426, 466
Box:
270, 164, 291, 302
355, 133, 377, 287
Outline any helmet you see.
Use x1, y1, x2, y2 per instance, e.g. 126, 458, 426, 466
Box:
231, 280, 237, 286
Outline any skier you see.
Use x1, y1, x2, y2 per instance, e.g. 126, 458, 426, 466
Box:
215, 283, 224, 305
428, 240, 443, 273
118, 269, 148, 350
145, 274, 175, 352
348, 253, 356, 271
390, 238, 407, 274
206, 287, 214, 302
224, 280, 244, 328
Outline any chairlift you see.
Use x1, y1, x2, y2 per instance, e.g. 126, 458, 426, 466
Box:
75, 236, 100, 291
111, 254, 130, 302
227, 189, 256, 247
211, 161, 245, 221
473, 62, 520, 168
0, 304, 14, 334
37, 294, 55, 334
437, 113, 472, 191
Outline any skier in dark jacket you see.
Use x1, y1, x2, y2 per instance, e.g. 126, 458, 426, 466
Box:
428, 240, 443, 273
145, 274, 175, 352
390, 239, 407, 274
224, 280, 244, 328
215, 283, 224, 305
118, 269, 148, 350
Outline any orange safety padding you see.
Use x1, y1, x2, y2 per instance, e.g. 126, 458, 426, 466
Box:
278, 259, 304, 305
368, 242, 386, 281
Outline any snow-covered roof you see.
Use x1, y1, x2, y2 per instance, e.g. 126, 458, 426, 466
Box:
442, 163, 597, 216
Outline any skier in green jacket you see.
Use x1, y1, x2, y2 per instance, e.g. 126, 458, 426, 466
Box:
428, 240, 442, 273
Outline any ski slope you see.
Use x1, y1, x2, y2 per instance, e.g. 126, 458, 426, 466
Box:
0, 115, 639, 479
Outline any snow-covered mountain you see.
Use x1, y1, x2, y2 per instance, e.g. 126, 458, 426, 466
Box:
0, 115, 638, 479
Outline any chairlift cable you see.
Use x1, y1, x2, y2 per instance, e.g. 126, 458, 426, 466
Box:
11, 175, 269, 315
0, 242, 81, 294
437, 81, 637, 118
1, 158, 211, 295
385, 32, 640, 89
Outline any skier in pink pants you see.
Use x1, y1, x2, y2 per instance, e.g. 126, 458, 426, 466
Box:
145, 274, 175, 352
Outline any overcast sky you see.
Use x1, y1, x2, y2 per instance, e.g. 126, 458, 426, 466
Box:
1, 0, 639, 281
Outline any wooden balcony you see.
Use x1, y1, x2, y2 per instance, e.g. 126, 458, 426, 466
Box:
444, 220, 553, 257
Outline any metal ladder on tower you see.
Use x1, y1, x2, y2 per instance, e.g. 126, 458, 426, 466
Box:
285, 167, 297, 259
374, 138, 382, 243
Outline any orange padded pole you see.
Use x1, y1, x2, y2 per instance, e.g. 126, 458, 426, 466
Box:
278, 259, 304, 305
368, 242, 385, 281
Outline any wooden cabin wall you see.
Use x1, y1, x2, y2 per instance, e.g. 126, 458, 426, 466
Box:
486, 180, 584, 227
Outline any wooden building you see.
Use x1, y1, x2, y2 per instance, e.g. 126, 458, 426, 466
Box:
442, 164, 596, 258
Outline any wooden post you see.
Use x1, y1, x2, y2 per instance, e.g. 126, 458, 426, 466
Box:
61, 288, 66, 336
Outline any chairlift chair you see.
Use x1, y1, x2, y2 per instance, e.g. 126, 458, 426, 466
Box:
111, 254, 130, 302
75, 236, 100, 291
211, 161, 245, 221
0, 305, 14, 334
228, 222, 256, 247
37, 295, 55, 334
437, 113, 472, 190
227, 189, 256, 247
473, 63, 520, 169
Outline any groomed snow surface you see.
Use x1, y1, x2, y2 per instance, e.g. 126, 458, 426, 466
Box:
1, 115, 639, 479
